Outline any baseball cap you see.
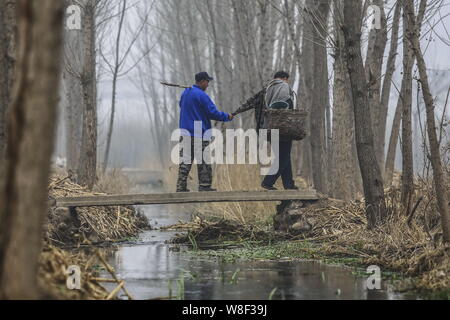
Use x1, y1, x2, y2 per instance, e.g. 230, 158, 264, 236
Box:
195, 72, 214, 82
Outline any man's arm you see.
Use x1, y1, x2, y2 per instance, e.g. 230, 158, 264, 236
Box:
232, 89, 265, 116
201, 94, 232, 122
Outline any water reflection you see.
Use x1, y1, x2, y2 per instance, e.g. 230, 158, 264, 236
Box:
100, 184, 417, 300
103, 230, 416, 300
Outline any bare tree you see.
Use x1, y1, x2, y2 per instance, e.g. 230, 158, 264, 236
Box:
400, 0, 418, 213
342, 0, 387, 228
77, 0, 98, 190
101, 0, 147, 172
297, 3, 312, 185
310, 0, 330, 194
379, 0, 402, 181
62, 0, 84, 175
330, 0, 362, 201
0, 0, 64, 298
385, 0, 427, 185
365, 0, 388, 170
403, 0, 450, 242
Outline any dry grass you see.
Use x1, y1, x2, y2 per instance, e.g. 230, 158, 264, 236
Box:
95, 168, 133, 195
47, 173, 148, 244
284, 179, 450, 292
38, 246, 109, 300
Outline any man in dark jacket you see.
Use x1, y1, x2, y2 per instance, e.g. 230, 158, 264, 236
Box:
176, 72, 233, 192
231, 71, 299, 190
261, 71, 298, 190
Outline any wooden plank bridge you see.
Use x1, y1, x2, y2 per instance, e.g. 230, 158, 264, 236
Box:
55, 190, 318, 208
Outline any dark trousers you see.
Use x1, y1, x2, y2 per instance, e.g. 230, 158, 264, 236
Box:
262, 140, 295, 189
176, 137, 212, 191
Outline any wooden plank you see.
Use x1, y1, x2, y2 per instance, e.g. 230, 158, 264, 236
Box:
56, 190, 318, 208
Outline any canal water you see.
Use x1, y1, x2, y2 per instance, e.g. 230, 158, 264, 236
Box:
101, 185, 418, 300
100, 201, 420, 300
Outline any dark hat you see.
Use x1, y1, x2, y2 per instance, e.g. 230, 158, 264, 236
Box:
195, 72, 214, 82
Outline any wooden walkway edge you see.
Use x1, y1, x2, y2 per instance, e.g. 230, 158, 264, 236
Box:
56, 190, 318, 208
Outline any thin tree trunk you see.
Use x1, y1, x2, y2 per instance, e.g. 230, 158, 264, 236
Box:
310, 0, 330, 194
385, 95, 403, 184
343, 0, 387, 228
298, 0, 315, 185
103, 0, 126, 173
404, 0, 450, 242
364, 0, 387, 170
384, 0, 426, 185
77, 0, 97, 190
379, 1, 402, 171
400, 3, 415, 213
0, 0, 16, 177
206, 0, 225, 108
0, 0, 64, 299
257, 1, 271, 85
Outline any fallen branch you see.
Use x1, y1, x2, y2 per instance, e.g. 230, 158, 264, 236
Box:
90, 277, 118, 283
95, 250, 134, 300
408, 196, 424, 226
106, 281, 125, 300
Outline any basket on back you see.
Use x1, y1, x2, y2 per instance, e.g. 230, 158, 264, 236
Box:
264, 109, 308, 141
232, 89, 309, 141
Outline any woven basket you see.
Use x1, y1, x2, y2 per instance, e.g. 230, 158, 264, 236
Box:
264, 109, 308, 141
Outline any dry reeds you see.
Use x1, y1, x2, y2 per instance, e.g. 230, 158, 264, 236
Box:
47, 174, 148, 245
287, 182, 449, 291
40, 169, 145, 299
38, 246, 108, 300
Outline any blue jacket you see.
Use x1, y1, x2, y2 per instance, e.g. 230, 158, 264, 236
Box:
179, 85, 230, 138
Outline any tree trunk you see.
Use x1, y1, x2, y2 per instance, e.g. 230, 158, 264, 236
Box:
384, 94, 403, 184
63, 0, 84, 174
298, 0, 315, 186
309, 0, 330, 194
0, 0, 64, 299
342, 0, 387, 228
103, 0, 126, 173
330, 0, 362, 201
257, 1, 272, 85
0, 0, 16, 177
384, 0, 426, 185
77, 0, 97, 190
379, 0, 402, 174
364, 0, 387, 170
404, 0, 450, 242
400, 4, 415, 212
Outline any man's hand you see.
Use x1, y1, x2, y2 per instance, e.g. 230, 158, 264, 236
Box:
228, 113, 234, 121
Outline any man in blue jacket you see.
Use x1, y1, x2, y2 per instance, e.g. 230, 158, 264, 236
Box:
176, 72, 233, 192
